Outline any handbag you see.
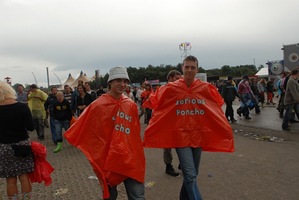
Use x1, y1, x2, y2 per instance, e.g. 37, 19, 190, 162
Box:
11, 145, 32, 157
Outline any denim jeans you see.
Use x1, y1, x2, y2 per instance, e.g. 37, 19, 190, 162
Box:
176, 147, 202, 200
50, 116, 57, 143
54, 119, 70, 142
282, 103, 299, 129
107, 178, 144, 200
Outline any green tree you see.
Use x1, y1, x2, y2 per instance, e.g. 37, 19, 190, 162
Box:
221, 65, 233, 76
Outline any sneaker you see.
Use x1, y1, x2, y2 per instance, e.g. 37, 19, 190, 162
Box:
231, 119, 237, 123
166, 164, 179, 177
237, 109, 242, 117
245, 116, 251, 120
282, 127, 291, 131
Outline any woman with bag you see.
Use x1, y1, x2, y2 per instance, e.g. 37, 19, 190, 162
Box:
0, 80, 35, 199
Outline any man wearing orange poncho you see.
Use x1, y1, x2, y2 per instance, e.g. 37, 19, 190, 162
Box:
140, 83, 153, 124
65, 66, 145, 200
144, 56, 234, 200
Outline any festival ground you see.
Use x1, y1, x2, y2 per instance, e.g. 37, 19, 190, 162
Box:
1, 101, 299, 200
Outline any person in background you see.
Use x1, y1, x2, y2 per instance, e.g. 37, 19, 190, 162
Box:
96, 85, 106, 97
65, 66, 145, 200
84, 82, 97, 101
237, 75, 255, 119
28, 84, 48, 140
44, 87, 58, 145
63, 84, 72, 107
0, 80, 35, 200
137, 83, 146, 122
276, 72, 289, 118
282, 69, 299, 131
16, 84, 28, 104
141, 83, 153, 124
266, 78, 276, 105
257, 78, 267, 108
76, 84, 93, 116
162, 70, 181, 177
71, 86, 79, 116
123, 85, 135, 101
52, 91, 72, 153
249, 78, 261, 114
222, 76, 239, 122
132, 86, 138, 103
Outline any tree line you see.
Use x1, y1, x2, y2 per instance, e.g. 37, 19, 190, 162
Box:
11, 64, 261, 90
92, 63, 260, 88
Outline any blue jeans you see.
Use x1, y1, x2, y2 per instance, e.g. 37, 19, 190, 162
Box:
176, 147, 202, 200
107, 178, 144, 200
54, 119, 70, 142
282, 103, 299, 129
50, 116, 57, 143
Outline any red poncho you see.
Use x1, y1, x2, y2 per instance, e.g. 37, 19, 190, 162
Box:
64, 94, 145, 199
29, 141, 54, 186
141, 90, 153, 109
144, 79, 234, 152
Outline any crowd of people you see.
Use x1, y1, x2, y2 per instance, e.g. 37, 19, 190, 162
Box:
220, 69, 299, 131
1, 56, 298, 199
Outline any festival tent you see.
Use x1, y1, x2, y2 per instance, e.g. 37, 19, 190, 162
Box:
70, 71, 90, 89
59, 73, 75, 89
255, 67, 268, 78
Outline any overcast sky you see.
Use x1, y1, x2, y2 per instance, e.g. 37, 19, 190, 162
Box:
1, 0, 298, 87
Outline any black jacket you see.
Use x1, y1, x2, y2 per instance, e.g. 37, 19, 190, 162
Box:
221, 81, 238, 102
53, 99, 72, 121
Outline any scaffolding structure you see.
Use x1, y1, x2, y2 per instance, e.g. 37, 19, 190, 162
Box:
179, 42, 192, 61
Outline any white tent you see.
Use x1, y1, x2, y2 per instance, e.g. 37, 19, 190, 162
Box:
255, 67, 268, 78
70, 71, 90, 89
61, 73, 75, 88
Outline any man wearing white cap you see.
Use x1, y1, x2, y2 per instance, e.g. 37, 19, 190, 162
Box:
65, 66, 145, 200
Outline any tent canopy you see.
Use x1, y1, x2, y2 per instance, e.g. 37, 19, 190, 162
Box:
70, 71, 90, 89
255, 67, 268, 78
62, 73, 75, 87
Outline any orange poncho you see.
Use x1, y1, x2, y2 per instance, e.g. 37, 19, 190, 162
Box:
141, 90, 153, 109
64, 94, 145, 199
144, 79, 234, 152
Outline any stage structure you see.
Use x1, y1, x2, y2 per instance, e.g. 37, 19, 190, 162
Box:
266, 43, 299, 79
266, 60, 284, 79
179, 42, 192, 61
282, 43, 299, 71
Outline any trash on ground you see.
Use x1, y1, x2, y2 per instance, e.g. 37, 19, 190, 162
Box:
234, 129, 284, 142
54, 188, 68, 196
88, 176, 98, 180
145, 181, 155, 188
